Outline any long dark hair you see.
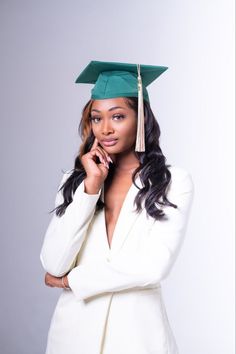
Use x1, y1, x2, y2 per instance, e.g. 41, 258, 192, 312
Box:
50, 97, 177, 220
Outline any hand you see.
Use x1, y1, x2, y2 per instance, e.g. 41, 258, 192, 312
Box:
81, 137, 113, 188
44, 272, 66, 288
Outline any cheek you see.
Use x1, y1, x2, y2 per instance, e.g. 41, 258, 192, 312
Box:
119, 119, 137, 139
91, 125, 99, 136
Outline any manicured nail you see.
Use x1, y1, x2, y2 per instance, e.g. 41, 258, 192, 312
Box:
108, 156, 113, 163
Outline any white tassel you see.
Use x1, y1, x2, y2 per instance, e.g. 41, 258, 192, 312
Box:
135, 64, 145, 152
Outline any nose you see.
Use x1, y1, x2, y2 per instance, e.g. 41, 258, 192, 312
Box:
101, 118, 114, 135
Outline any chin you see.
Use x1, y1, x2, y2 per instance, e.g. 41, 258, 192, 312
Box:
106, 146, 134, 156
102, 146, 121, 153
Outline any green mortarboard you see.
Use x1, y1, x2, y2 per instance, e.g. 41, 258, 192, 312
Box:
75, 60, 168, 152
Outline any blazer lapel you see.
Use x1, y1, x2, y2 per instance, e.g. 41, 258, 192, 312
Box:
101, 173, 144, 257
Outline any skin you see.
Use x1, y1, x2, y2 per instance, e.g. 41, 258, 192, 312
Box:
45, 97, 140, 289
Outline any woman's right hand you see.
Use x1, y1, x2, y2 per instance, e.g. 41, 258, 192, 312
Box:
81, 138, 113, 194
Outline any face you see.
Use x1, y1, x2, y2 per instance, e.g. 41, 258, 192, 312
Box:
90, 97, 137, 154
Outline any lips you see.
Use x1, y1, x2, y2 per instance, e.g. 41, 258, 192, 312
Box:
101, 139, 118, 146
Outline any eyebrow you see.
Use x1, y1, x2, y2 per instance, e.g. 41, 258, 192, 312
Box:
91, 106, 126, 113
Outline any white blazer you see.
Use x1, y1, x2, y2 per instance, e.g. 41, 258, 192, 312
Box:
40, 165, 194, 354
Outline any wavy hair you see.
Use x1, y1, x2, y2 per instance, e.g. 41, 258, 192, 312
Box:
50, 97, 177, 220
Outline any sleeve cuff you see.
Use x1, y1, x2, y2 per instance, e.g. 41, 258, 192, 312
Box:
73, 179, 102, 202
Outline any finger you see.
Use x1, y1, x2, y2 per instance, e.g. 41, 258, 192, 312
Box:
100, 147, 113, 163
45, 273, 54, 286
96, 146, 113, 164
91, 137, 99, 151
95, 146, 109, 163
45, 278, 53, 287
89, 149, 109, 168
91, 138, 113, 163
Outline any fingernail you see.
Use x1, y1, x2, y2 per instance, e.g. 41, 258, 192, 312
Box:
108, 156, 113, 163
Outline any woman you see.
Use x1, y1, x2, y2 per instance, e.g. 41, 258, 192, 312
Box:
40, 61, 194, 354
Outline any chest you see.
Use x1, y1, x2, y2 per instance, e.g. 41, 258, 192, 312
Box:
104, 177, 133, 249
73, 185, 154, 267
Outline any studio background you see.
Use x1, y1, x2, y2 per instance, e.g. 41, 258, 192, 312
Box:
0, 1, 234, 353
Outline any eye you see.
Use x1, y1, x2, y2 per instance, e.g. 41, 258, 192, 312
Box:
90, 116, 101, 124
112, 114, 125, 120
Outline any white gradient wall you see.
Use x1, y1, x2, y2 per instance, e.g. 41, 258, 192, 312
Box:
0, 1, 234, 353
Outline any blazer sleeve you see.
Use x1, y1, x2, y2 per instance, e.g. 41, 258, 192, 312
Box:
40, 170, 102, 276
67, 170, 194, 301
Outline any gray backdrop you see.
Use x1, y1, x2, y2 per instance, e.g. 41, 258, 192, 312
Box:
0, 1, 235, 353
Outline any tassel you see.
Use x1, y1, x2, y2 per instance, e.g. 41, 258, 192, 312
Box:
135, 64, 145, 152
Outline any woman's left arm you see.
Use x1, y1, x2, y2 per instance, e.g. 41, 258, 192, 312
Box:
67, 170, 195, 301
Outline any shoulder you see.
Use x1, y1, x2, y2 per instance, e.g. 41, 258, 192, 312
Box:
57, 168, 74, 190
62, 168, 74, 178
166, 165, 194, 195
167, 165, 192, 180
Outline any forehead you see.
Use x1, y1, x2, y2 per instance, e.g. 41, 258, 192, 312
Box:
91, 97, 130, 111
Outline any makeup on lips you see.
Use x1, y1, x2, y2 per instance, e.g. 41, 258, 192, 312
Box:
100, 139, 118, 146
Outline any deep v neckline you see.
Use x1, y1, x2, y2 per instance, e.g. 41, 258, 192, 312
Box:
102, 180, 135, 251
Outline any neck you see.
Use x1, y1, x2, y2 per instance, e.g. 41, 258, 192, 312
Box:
111, 149, 140, 171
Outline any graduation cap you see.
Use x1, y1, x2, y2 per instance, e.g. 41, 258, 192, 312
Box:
75, 60, 168, 152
